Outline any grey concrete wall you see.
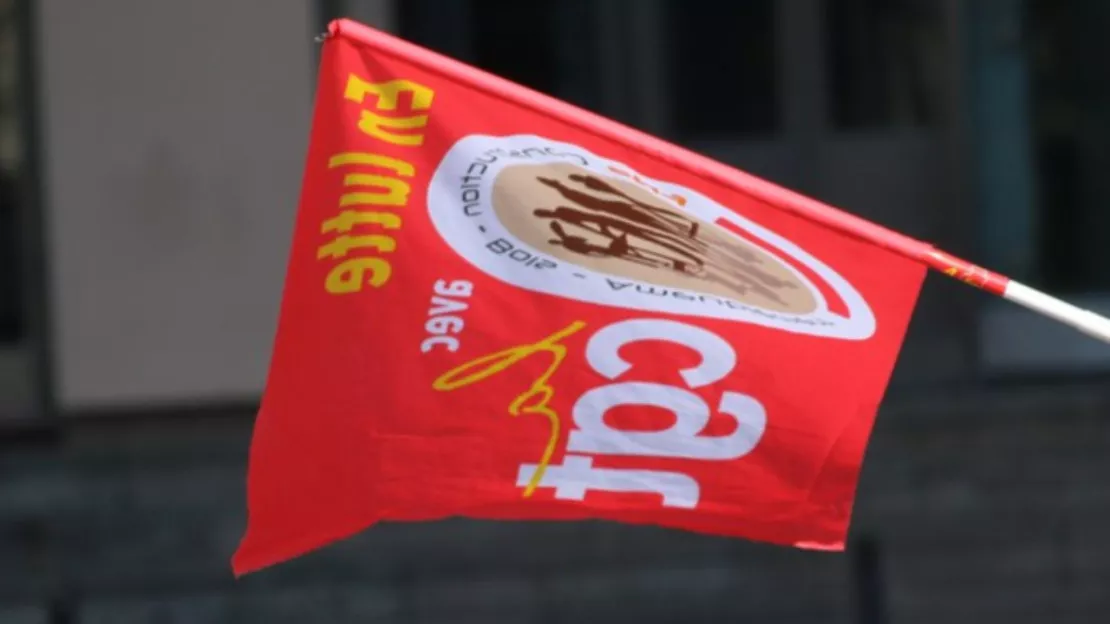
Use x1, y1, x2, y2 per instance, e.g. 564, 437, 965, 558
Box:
2, 384, 1108, 623
37, 0, 316, 411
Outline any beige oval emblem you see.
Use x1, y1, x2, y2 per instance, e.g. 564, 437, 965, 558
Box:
491, 162, 818, 315
426, 134, 876, 340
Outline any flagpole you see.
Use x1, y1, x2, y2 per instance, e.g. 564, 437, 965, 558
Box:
918, 248, 1110, 345
324, 19, 1110, 347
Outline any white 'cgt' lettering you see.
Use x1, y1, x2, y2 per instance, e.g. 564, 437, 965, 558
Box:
517, 318, 768, 508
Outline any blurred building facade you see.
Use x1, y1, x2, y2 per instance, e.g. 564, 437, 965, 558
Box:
1, 0, 1108, 622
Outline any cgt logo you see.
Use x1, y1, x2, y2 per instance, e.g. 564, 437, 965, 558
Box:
427, 134, 876, 340
434, 316, 767, 509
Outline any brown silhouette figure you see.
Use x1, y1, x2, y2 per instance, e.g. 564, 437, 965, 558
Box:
547, 221, 697, 275
534, 205, 705, 273
539, 175, 701, 243
499, 166, 809, 308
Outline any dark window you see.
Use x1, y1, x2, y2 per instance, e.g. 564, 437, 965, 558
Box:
665, 0, 777, 139
468, 1, 558, 96
1027, 0, 1110, 291
396, 0, 473, 64
397, 0, 601, 112
825, 0, 944, 129
1, 0, 24, 345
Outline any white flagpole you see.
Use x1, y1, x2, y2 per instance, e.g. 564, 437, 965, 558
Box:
1003, 281, 1110, 345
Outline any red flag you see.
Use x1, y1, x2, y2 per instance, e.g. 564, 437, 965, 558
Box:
232, 19, 926, 575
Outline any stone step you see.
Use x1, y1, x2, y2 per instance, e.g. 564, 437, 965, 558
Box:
888, 582, 1109, 624
0, 606, 47, 624
72, 570, 854, 624
2, 507, 856, 604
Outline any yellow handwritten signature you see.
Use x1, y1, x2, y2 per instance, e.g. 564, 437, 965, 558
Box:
432, 321, 587, 496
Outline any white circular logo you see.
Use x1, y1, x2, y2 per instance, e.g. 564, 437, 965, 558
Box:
427, 134, 875, 340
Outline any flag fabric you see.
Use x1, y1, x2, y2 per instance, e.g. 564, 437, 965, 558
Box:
232, 19, 926, 575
